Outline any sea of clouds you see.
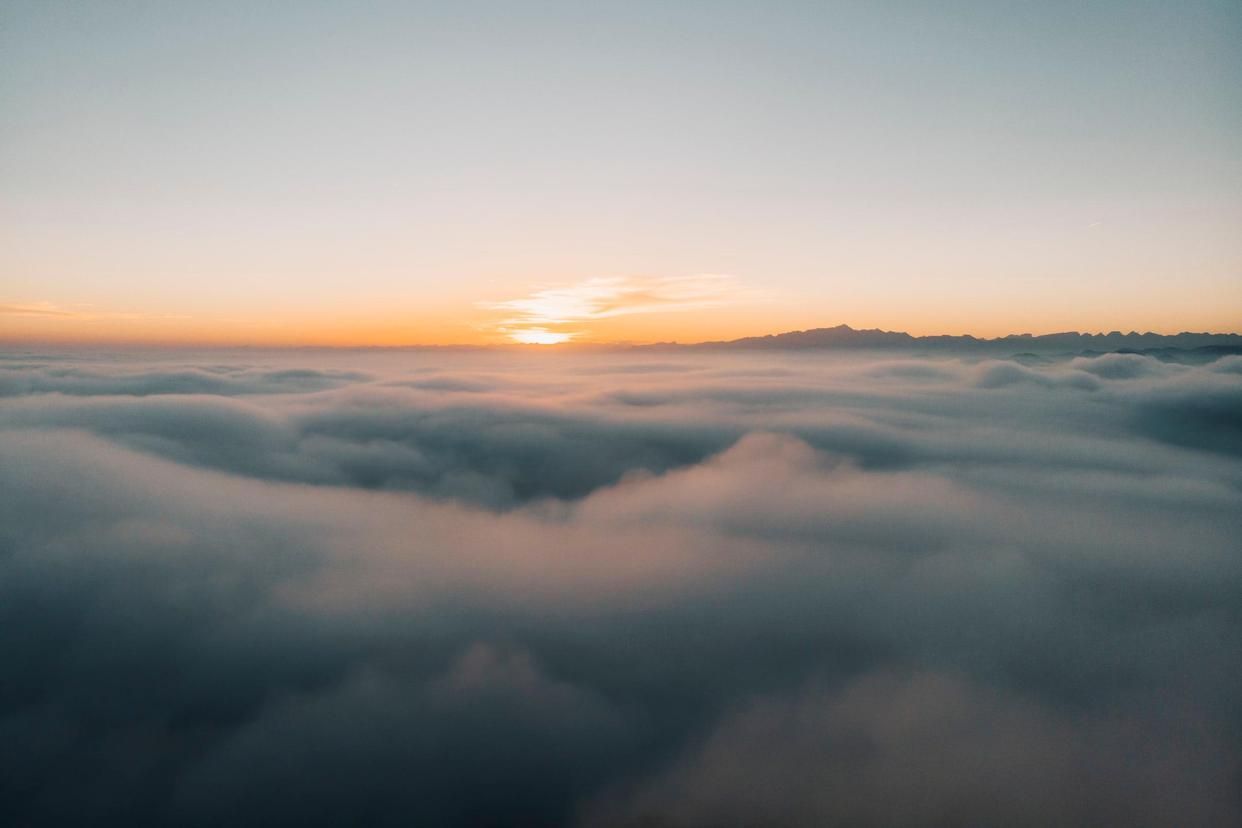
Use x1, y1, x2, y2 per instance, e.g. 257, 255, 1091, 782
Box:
1, 346, 1240, 826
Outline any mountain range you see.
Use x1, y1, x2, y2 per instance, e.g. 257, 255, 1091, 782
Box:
648, 324, 1242, 357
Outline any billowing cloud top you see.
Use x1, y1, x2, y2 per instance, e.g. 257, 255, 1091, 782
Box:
1, 346, 1240, 826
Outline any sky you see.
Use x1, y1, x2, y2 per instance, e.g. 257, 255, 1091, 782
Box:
2, 0, 1240, 345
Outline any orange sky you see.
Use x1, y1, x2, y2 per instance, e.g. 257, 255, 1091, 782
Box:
3, 274, 1240, 348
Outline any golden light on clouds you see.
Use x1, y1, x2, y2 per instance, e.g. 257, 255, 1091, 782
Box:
480, 274, 750, 344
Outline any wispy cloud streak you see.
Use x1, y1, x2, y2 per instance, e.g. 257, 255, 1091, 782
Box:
480, 274, 747, 343
0, 301, 189, 321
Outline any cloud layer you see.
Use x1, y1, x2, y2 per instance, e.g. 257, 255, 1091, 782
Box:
1, 346, 1240, 826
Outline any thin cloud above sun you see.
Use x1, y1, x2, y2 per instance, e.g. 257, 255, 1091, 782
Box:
480, 274, 753, 344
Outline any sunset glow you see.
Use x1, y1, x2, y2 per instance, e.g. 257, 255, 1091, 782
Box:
507, 327, 573, 345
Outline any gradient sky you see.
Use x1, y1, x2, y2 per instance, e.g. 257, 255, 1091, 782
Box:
2, 0, 1240, 344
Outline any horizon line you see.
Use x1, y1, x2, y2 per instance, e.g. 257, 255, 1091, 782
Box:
3, 323, 1242, 352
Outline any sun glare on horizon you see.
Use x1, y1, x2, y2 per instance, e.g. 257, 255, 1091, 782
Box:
508, 327, 572, 345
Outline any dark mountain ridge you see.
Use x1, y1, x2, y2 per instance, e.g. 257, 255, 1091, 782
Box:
652, 324, 1242, 356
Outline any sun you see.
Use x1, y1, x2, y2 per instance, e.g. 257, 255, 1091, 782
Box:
509, 328, 571, 345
